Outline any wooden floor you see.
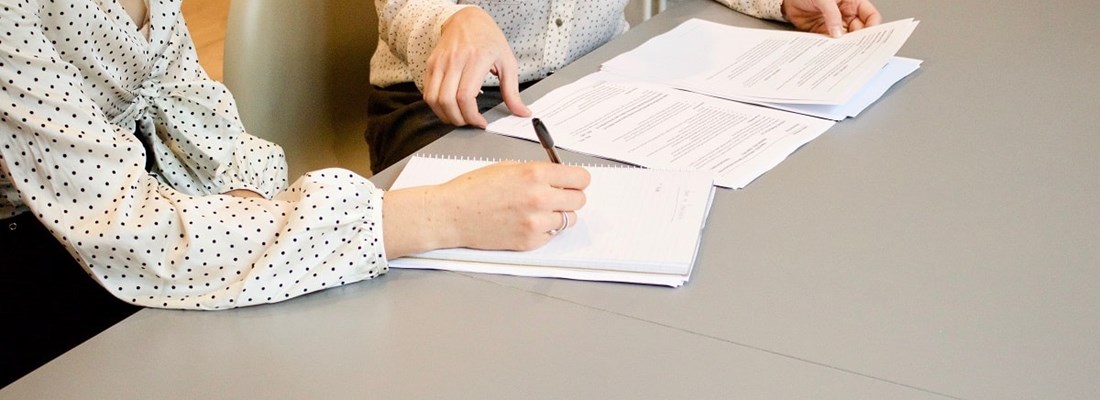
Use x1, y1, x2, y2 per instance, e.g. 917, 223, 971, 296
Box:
181, 0, 229, 81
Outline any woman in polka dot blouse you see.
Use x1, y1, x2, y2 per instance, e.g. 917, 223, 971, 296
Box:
0, 0, 590, 385
365, 0, 882, 172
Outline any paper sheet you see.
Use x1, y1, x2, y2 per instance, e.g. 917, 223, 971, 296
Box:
750, 57, 923, 120
488, 72, 835, 189
387, 156, 716, 287
602, 18, 919, 105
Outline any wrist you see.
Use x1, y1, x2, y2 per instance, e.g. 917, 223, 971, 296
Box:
382, 186, 462, 258
440, 6, 483, 35
420, 185, 465, 250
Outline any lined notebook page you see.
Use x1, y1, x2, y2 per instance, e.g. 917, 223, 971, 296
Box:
388, 155, 715, 286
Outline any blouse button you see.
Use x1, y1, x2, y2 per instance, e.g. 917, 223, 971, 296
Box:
555, 18, 564, 27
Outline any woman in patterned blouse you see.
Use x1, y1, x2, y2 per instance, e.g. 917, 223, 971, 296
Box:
0, 0, 589, 386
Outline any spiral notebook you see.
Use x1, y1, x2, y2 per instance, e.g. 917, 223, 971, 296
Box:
387, 155, 716, 287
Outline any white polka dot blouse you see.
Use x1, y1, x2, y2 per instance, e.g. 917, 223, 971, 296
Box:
0, 0, 388, 310
370, 0, 784, 89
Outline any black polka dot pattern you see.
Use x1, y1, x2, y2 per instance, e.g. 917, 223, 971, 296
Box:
0, 0, 388, 310
370, 0, 784, 89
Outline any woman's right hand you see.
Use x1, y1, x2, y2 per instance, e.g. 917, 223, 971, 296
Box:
382, 161, 590, 258
424, 7, 531, 128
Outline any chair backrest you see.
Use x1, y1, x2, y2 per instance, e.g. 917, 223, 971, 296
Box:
223, 0, 378, 179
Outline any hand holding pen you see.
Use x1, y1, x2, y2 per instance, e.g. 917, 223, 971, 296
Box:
530, 117, 585, 237
532, 118, 562, 164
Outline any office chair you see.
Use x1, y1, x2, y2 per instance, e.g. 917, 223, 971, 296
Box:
222, 0, 377, 179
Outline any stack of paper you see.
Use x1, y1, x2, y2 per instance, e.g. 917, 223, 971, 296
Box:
601, 18, 921, 120
487, 18, 920, 189
388, 155, 716, 287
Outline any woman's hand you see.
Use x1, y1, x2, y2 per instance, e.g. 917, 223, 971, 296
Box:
383, 161, 590, 258
783, 0, 882, 38
423, 7, 531, 128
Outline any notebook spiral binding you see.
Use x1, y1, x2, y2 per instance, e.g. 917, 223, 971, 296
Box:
411, 153, 640, 169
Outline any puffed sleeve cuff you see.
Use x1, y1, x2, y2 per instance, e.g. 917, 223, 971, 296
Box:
356, 179, 388, 272
375, 190, 390, 262
210, 133, 290, 199
339, 170, 389, 279
715, 0, 787, 22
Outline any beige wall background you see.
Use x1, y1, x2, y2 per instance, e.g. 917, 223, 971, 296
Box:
181, 0, 230, 81
180, 0, 671, 83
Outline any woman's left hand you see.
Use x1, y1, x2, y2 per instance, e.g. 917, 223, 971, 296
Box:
783, 0, 882, 38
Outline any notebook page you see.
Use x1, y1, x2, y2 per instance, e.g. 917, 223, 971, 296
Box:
389, 156, 714, 276
390, 257, 689, 287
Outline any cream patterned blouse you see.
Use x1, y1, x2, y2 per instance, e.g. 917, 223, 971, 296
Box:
0, 0, 387, 310
370, 0, 785, 88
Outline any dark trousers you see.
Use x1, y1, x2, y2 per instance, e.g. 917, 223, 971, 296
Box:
0, 212, 139, 388
365, 81, 537, 173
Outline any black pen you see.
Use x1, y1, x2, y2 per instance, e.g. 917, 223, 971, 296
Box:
531, 118, 562, 164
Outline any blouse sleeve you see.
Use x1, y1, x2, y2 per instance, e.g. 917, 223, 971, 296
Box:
375, 0, 474, 89
712, 0, 786, 21
136, 12, 288, 199
0, 2, 388, 310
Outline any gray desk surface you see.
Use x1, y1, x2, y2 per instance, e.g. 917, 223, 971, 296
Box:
4, 1, 1098, 399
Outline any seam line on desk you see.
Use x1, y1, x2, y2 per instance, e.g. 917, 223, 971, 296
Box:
465, 274, 966, 400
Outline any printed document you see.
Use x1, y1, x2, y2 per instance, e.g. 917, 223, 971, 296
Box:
601, 18, 919, 105
752, 56, 922, 120
487, 72, 835, 189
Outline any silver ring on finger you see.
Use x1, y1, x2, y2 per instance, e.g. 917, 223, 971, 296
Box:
546, 211, 569, 236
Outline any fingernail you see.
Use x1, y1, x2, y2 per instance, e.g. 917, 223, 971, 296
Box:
829, 26, 844, 38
